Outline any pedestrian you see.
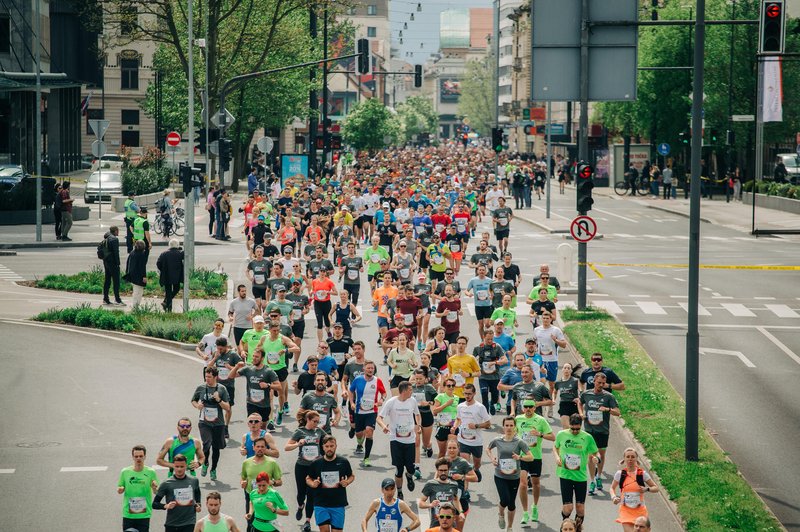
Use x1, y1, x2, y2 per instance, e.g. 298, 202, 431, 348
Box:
217, 190, 232, 240
305, 435, 356, 532
123, 191, 140, 252
661, 165, 673, 200
53, 182, 63, 240
733, 164, 742, 201
191, 366, 231, 481
248, 167, 259, 195
610, 448, 659, 531
152, 454, 202, 531
360, 478, 421, 532
117, 444, 158, 532
207, 186, 217, 237
101, 226, 124, 306
195, 491, 241, 532
58, 181, 74, 240
124, 239, 148, 307
156, 238, 184, 312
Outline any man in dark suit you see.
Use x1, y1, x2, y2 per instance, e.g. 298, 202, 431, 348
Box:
102, 226, 123, 305
156, 239, 184, 311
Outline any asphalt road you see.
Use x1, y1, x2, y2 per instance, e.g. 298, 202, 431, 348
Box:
0, 207, 684, 532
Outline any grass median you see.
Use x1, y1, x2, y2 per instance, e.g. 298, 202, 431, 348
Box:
560, 307, 782, 532
26, 267, 227, 299
34, 304, 219, 344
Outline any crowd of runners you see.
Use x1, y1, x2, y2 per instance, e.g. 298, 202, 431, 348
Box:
117, 144, 658, 532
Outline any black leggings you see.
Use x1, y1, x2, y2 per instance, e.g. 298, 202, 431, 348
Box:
314, 300, 332, 329
494, 475, 520, 511
344, 284, 360, 307
294, 462, 315, 519
199, 424, 224, 470
479, 378, 499, 413
208, 207, 215, 234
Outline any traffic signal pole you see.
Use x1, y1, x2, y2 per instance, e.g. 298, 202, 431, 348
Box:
184, 0, 195, 313
577, 0, 590, 311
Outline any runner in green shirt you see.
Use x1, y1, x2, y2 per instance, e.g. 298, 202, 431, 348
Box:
514, 399, 555, 524
118, 445, 159, 529
240, 316, 269, 364
256, 322, 300, 428
246, 472, 288, 532
553, 413, 601, 530
431, 377, 460, 458
490, 294, 518, 339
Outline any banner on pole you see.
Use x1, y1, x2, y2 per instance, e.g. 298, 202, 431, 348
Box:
763, 57, 783, 123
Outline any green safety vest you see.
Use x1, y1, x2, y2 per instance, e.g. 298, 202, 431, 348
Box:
133, 216, 147, 240
124, 198, 137, 220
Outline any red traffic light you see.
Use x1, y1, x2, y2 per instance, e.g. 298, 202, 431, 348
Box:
578, 164, 593, 179
766, 3, 781, 17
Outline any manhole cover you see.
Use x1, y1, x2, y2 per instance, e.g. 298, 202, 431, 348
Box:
16, 441, 61, 448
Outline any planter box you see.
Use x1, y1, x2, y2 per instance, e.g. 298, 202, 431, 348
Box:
0, 206, 90, 225
112, 190, 175, 213
743, 191, 800, 215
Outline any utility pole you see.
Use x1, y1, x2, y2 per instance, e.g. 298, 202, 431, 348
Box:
493, 0, 500, 174
577, 0, 590, 310
321, 1, 330, 168
309, 3, 318, 176
35, 0, 42, 242
184, 0, 196, 313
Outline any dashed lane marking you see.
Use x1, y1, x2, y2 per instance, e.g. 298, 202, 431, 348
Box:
720, 303, 756, 317
60, 466, 108, 472
0, 469, 15, 474
765, 304, 800, 318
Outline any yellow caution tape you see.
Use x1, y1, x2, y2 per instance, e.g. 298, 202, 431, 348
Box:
587, 262, 605, 278
580, 262, 800, 271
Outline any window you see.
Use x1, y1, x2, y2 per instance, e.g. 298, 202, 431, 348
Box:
0, 15, 9, 54
121, 110, 139, 125
367, 26, 376, 38
119, 6, 137, 36
121, 130, 140, 147
367, 4, 377, 15
347, 7, 357, 15
120, 58, 139, 90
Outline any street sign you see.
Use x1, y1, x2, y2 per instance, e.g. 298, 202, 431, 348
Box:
91, 140, 107, 158
212, 108, 236, 129
88, 119, 110, 140
570, 215, 597, 243
166, 145, 181, 153
166, 131, 181, 147
657, 143, 670, 156
256, 136, 274, 153
731, 114, 755, 122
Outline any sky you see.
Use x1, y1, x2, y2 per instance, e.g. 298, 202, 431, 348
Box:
389, 0, 492, 64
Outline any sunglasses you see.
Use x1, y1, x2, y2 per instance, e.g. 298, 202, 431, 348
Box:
592, 358, 602, 362
444, 384, 455, 388
248, 420, 261, 424
439, 514, 454, 519
178, 424, 192, 429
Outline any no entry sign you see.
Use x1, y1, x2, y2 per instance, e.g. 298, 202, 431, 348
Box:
166, 131, 181, 147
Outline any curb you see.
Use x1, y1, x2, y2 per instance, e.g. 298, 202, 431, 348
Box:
514, 214, 570, 234
0, 250, 17, 256
0, 239, 221, 250
645, 203, 713, 224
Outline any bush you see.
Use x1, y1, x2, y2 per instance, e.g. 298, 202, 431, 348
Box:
122, 165, 173, 196
743, 179, 800, 199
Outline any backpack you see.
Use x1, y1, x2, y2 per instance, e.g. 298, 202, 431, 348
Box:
618, 468, 645, 489
96, 237, 109, 260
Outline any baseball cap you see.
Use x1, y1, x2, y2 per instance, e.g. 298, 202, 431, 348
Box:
292, 279, 301, 285
253, 315, 265, 324
525, 338, 536, 344
382, 202, 390, 208
522, 399, 537, 407
257, 215, 265, 221
284, 246, 294, 253
494, 318, 505, 325
341, 205, 349, 211
332, 322, 344, 328
277, 286, 287, 292
381, 478, 396, 489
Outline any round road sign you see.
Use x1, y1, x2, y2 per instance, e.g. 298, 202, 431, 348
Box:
570, 215, 597, 243
166, 131, 181, 147
256, 136, 274, 154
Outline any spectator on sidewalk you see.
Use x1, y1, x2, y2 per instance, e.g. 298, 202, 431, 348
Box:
53, 182, 63, 240
157, 239, 184, 312
125, 240, 148, 307
123, 191, 140, 253
661, 165, 673, 200
58, 182, 74, 241
102, 226, 123, 305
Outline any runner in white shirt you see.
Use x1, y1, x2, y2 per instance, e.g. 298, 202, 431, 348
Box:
533, 312, 567, 417
485, 184, 505, 212
452, 383, 492, 489
377, 381, 422, 500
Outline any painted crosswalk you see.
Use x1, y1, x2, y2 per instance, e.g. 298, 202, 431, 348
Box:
607, 233, 778, 242
0, 264, 23, 281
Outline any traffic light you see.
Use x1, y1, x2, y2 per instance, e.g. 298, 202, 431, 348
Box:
414, 65, 423, 88
197, 128, 220, 154
760, 1, 785, 54
576, 162, 594, 213
679, 131, 690, 145
522, 108, 530, 120
709, 129, 719, 144
180, 164, 203, 193
491, 127, 503, 152
219, 138, 232, 172
726, 129, 735, 146
357, 38, 371, 74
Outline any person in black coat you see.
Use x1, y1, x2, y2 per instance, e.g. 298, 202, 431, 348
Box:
102, 226, 123, 305
156, 239, 184, 312
125, 239, 149, 307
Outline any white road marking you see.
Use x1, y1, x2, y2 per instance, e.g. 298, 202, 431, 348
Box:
711, 295, 734, 300
0, 469, 15, 474
612, 233, 636, 238
670, 295, 688, 298
623, 322, 800, 330
593, 300, 624, 315
765, 304, 800, 318
754, 297, 776, 300
60, 466, 108, 472
673, 278, 686, 282
611, 275, 629, 279
720, 303, 756, 317
636, 301, 667, 315
757, 326, 800, 366
699, 347, 756, 368
629, 295, 650, 298
594, 208, 638, 223
678, 302, 711, 316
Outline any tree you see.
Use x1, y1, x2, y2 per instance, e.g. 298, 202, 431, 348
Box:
341, 98, 400, 151
396, 96, 438, 144
458, 56, 494, 136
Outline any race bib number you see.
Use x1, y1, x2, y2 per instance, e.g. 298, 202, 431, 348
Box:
302, 445, 320, 461
456, 221, 466, 231
504, 326, 513, 337
521, 432, 537, 446
403, 314, 414, 325
371, 253, 381, 263
624, 492, 641, 508
395, 422, 413, 439
267, 352, 281, 365
482, 361, 496, 374
292, 309, 303, 320
446, 311, 458, 322
587, 410, 603, 426
360, 397, 375, 411
315, 290, 328, 300
437, 413, 453, 426
218, 366, 231, 380
318, 413, 328, 426
347, 269, 359, 280
321, 471, 339, 488
399, 268, 410, 279
173, 487, 193, 506
249, 388, 265, 403
435, 223, 445, 233
499, 458, 517, 475
332, 351, 346, 364
379, 518, 399, 532
280, 315, 288, 326
433, 255, 444, 265
499, 218, 508, 226
453, 374, 465, 387
203, 407, 218, 422
564, 454, 581, 471
128, 497, 146, 514
460, 427, 476, 441
450, 243, 460, 252
254, 274, 266, 285
414, 392, 427, 404
476, 290, 489, 301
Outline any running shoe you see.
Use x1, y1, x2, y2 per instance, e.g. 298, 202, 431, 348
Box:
349, 427, 356, 439
210, 469, 217, 481
292, 363, 299, 373
295, 507, 303, 521
596, 477, 603, 491
355, 444, 364, 455
531, 505, 539, 522
267, 420, 276, 432
276, 412, 283, 426
588, 480, 596, 495
406, 471, 415, 491
397, 488, 404, 500
499, 515, 506, 529
520, 511, 530, 526
301, 522, 311, 532
201, 464, 208, 477
414, 466, 422, 479
283, 402, 290, 415
362, 457, 372, 467
425, 447, 433, 458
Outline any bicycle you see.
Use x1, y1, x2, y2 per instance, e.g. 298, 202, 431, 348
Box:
614, 176, 649, 196
154, 207, 185, 237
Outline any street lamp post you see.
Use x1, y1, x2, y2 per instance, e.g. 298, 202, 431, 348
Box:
184, 0, 196, 313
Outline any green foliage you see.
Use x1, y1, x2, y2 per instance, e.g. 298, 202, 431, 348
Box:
341, 98, 401, 151
560, 306, 614, 322
34, 267, 227, 298
396, 96, 438, 144
562, 311, 783, 531
742, 180, 800, 198
457, 56, 494, 136
122, 165, 173, 196
34, 305, 218, 343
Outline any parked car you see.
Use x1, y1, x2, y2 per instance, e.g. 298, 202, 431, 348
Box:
91, 154, 124, 172
81, 155, 94, 170
0, 165, 28, 191
776, 154, 800, 184
83, 170, 123, 203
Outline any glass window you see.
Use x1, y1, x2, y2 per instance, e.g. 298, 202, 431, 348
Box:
367, 4, 377, 15
0, 16, 9, 54
367, 27, 377, 38
121, 110, 140, 125
120, 58, 139, 90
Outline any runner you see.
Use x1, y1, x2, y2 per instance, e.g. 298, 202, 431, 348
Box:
239, 413, 279, 459
425, 233, 451, 294
609, 448, 659, 532
579, 352, 626, 392
417, 458, 463, 530
286, 279, 311, 371
340, 242, 365, 306
445, 336, 479, 400
245, 472, 288, 532
387, 333, 420, 395
306, 435, 356, 532
578, 372, 620, 495
486, 416, 534, 532
360, 478, 421, 532
190, 367, 231, 481
364, 235, 391, 292
256, 320, 300, 428
196, 318, 227, 375
453, 383, 491, 487
465, 264, 493, 331
514, 399, 555, 525
349, 359, 388, 466
443, 226, 466, 274
411, 369, 438, 476
489, 293, 517, 340
473, 328, 508, 415
491, 197, 514, 255
152, 454, 202, 532
555, 362, 582, 429
286, 410, 326, 532
247, 246, 272, 314
533, 312, 567, 417
443, 439, 477, 532
434, 285, 462, 345
208, 336, 242, 438
118, 445, 159, 532
553, 413, 601, 532
328, 292, 361, 339
238, 316, 268, 365
228, 284, 257, 345
507, 365, 553, 418
298, 372, 341, 435
194, 492, 240, 532
395, 284, 423, 340
341, 341, 367, 439
372, 272, 399, 357
227, 349, 280, 432
529, 287, 557, 328
311, 268, 338, 342
377, 381, 422, 500
157, 418, 205, 477
422, 502, 459, 532
241, 438, 283, 529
